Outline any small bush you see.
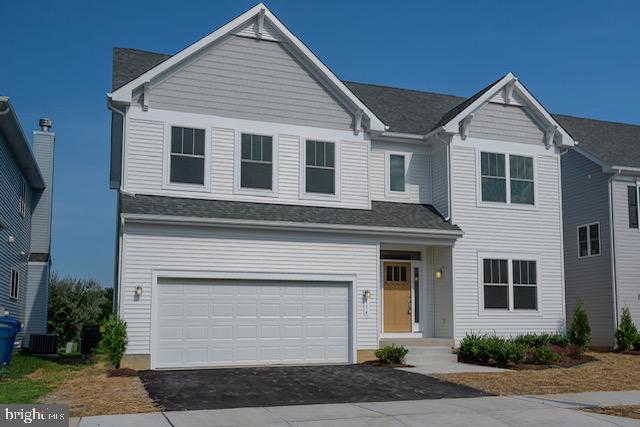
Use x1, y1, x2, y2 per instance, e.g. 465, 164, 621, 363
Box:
616, 307, 638, 351
375, 345, 408, 364
530, 345, 562, 365
100, 315, 127, 368
459, 334, 524, 366
515, 333, 569, 349
568, 302, 591, 354
458, 333, 484, 361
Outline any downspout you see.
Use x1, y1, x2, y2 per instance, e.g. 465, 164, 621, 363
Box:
608, 168, 622, 344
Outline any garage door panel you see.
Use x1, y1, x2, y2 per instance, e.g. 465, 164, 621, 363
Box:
155, 279, 350, 368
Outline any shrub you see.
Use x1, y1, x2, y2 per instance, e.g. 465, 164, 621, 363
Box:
100, 315, 128, 368
616, 307, 638, 351
515, 333, 569, 349
568, 302, 591, 354
375, 345, 408, 364
459, 334, 524, 366
530, 345, 562, 365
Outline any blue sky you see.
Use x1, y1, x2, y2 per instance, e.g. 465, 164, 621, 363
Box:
1, 1, 638, 287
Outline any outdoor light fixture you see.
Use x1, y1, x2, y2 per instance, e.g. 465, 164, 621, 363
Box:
134, 286, 144, 297
435, 268, 444, 280
363, 289, 371, 301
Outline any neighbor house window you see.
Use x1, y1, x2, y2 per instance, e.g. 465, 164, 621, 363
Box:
482, 257, 538, 311
305, 140, 335, 194
481, 152, 534, 205
389, 154, 406, 192
170, 126, 205, 185
578, 223, 600, 258
18, 177, 26, 217
241, 133, 272, 190
628, 186, 638, 228
10, 269, 19, 300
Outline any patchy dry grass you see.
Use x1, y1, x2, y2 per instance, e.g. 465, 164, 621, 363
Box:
583, 405, 640, 420
42, 362, 157, 417
437, 352, 640, 395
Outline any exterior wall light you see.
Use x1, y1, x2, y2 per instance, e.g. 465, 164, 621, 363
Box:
134, 286, 144, 297
435, 268, 444, 280
363, 289, 371, 302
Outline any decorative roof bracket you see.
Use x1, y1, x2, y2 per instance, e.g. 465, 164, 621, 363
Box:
257, 8, 265, 39
354, 109, 363, 135
142, 81, 150, 112
503, 79, 517, 104
459, 113, 474, 140
544, 125, 558, 149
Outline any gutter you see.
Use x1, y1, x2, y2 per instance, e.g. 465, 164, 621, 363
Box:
121, 213, 464, 239
608, 168, 622, 341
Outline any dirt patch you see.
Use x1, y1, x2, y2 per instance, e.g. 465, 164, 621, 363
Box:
108, 368, 138, 377
361, 360, 414, 368
437, 352, 640, 395
41, 363, 158, 417
583, 405, 640, 420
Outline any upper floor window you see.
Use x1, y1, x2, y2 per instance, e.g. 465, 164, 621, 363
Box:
481, 256, 538, 311
18, 177, 26, 217
389, 154, 406, 192
628, 186, 638, 228
305, 140, 335, 194
170, 126, 205, 185
10, 269, 19, 300
241, 134, 272, 190
578, 223, 600, 258
480, 152, 534, 205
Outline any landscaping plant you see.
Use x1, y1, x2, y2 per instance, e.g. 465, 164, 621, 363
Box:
568, 302, 591, 356
375, 345, 409, 364
530, 345, 562, 365
616, 307, 638, 351
100, 315, 128, 368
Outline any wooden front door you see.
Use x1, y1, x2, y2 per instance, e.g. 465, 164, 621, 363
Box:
383, 262, 412, 332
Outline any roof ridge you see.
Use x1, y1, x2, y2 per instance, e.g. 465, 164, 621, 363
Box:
343, 80, 466, 99
553, 112, 640, 129
113, 46, 172, 57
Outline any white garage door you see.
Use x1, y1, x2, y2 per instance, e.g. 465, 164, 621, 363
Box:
154, 278, 351, 369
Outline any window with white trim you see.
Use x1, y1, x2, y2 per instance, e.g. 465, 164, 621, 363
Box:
170, 126, 205, 185
240, 133, 272, 190
482, 257, 538, 311
305, 140, 335, 194
628, 186, 638, 228
578, 223, 600, 258
389, 154, 406, 192
10, 269, 19, 300
480, 152, 534, 205
18, 177, 26, 217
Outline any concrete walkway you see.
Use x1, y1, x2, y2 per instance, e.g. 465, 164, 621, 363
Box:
71, 390, 640, 426
401, 345, 507, 374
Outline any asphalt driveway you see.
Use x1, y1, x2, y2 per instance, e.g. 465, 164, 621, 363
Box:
139, 364, 489, 411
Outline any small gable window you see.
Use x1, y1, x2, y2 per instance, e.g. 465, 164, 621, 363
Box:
170, 126, 205, 185
389, 154, 406, 192
628, 186, 638, 228
578, 223, 600, 258
305, 140, 335, 194
241, 134, 273, 190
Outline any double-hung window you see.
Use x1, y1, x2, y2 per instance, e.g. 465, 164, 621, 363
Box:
578, 223, 600, 258
10, 269, 19, 300
389, 154, 406, 192
480, 152, 534, 205
170, 126, 205, 185
482, 257, 538, 311
305, 140, 335, 194
628, 186, 638, 228
240, 134, 272, 190
18, 177, 26, 217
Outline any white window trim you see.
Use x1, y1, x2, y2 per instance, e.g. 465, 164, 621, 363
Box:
233, 132, 279, 197
476, 149, 538, 210
300, 138, 341, 201
634, 181, 640, 233
577, 221, 601, 259
384, 151, 411, 197
10, 269, 19, 300
477, 252, 542, 316
162, 123, 211, 193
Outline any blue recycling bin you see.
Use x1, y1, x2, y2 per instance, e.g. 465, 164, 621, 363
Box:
0, 316, 21, 366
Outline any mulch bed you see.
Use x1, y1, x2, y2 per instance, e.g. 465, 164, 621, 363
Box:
458, 354, 596, 370
361, 360, 414, 368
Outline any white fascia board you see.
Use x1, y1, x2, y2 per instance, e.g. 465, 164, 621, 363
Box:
442, 73, 576, 148
109, 3, 386, 132
121, 213, 463, 239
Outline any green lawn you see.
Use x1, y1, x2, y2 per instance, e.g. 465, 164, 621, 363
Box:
0, 354, 91, 403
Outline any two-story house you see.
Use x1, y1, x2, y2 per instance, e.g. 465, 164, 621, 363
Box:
108, 4, 575, 370
560, 116, 640, 348
0, 96, 55, 347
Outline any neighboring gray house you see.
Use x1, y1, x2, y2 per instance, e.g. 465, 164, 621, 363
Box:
0, 96, 55, 347
108, 4, 577, 370
559, 116, 640, 348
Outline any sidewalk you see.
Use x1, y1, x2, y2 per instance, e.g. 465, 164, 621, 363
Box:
70, 390, 640, 427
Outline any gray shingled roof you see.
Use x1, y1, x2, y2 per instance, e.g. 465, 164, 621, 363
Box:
121, 194, 461, 233
111, 47, 640, 169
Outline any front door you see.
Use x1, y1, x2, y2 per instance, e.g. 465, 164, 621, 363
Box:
383, 262, 412, 332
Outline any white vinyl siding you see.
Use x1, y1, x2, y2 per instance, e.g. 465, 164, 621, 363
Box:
468, 102, 545, 146
119, 223, 379, 355
450, 138, 564, 343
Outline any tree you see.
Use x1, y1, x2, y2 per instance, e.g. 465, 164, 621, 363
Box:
100, 315, 127, 368
100, 287, 114, 321
568, 301, 591, 356
616, 307, 638, 351
47, 272, 107, 344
